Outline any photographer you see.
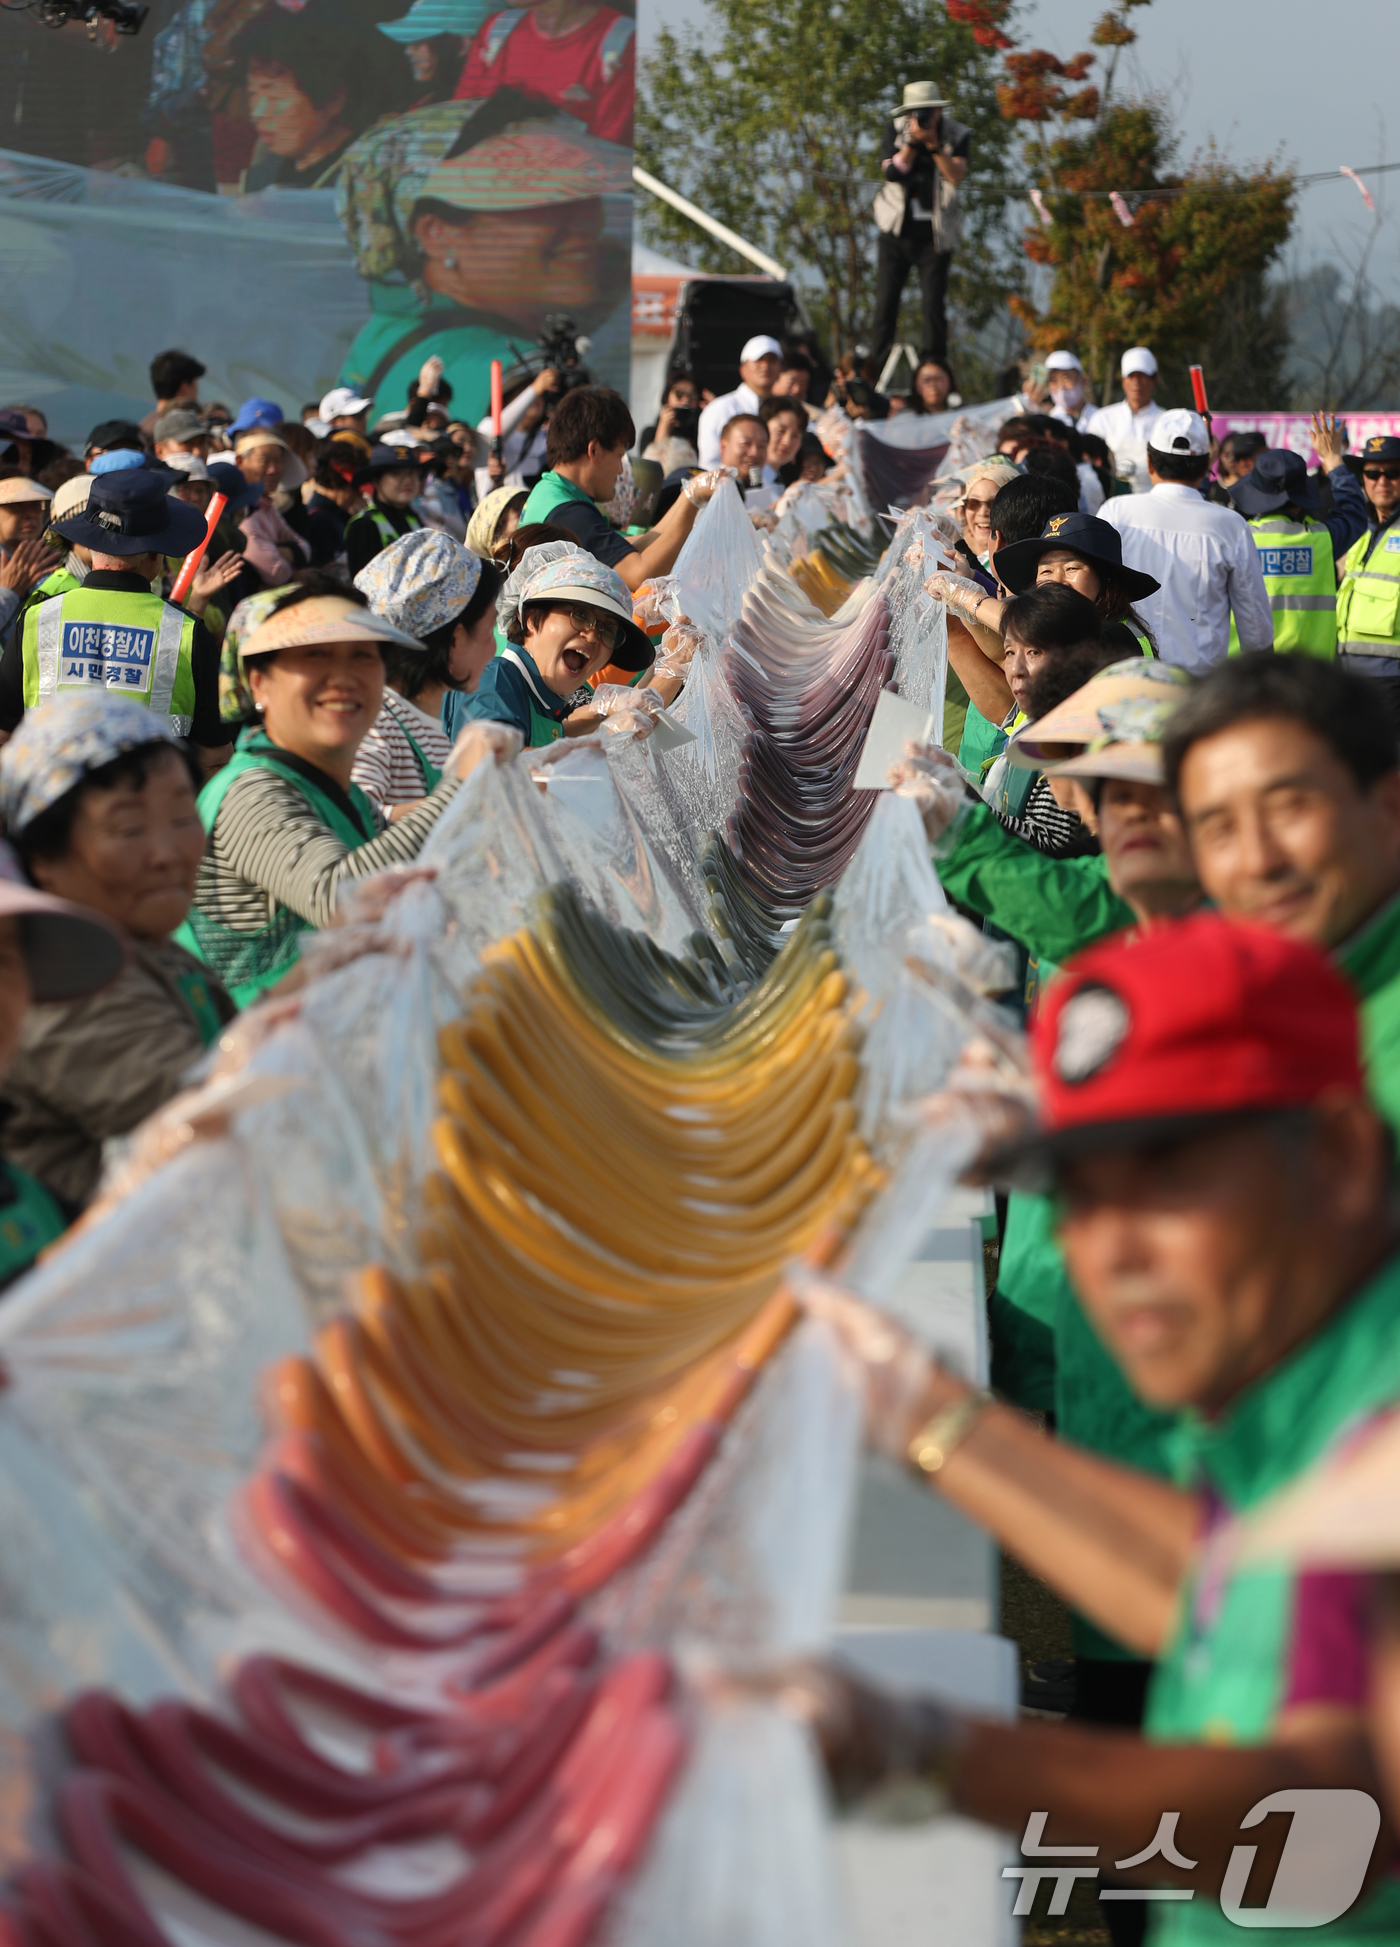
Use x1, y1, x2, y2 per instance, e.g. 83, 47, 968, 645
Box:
640, 372, 700, 453
869, 80, 970, 378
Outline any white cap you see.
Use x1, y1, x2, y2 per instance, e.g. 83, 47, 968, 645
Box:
380, 428, 427, 450
739, 335, 783, 365
1148, 407, 1210, 458
305, 416, 330, 438
1120, 345, 1158, 378
319, 386, 373, 420
1045, 350, 1083, 374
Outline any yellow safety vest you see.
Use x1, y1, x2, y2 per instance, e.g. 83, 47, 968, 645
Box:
1229, 514, 1336, 659
1337, 519, 1400, 659
21, 587, 199, 733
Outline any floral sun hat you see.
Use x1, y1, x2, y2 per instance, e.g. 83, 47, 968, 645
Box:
0, 691, 183, 836
354, 527, 483, 640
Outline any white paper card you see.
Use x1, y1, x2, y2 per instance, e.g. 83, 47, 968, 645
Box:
853, 689, 937, 791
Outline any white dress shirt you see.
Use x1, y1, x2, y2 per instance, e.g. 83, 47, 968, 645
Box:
697, 382, 762, 467
1083, 397, 1165, 494
1097, 483, 1274, 673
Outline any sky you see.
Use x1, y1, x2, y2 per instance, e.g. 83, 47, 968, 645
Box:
635, 0, 1400, 296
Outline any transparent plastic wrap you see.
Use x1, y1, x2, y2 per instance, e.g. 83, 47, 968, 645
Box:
611, 1692, 852, 1947
829, 791, 948, 1015
672, 478, 764, 646
654, 634, 749, 847
885, 516, 953, 729
0, 1142, 336, 1762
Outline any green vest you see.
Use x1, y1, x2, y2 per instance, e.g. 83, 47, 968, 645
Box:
369, 503, 422, 549
499, 648, 565, 747
1336, 521, 1400, 659
18, 562, 84, 624
20, 587, 199, 734
1229, 515, 1337, 659
519, 469, 599, 528
0, 1162, 66, 1292
1145, 1253, 1400, 1943
174, 734, 377, 1007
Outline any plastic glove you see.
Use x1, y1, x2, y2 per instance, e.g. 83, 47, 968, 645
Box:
599, 707, 657, 742
443, 720, 522, 781
786, 1266, 938, 1465
749, 508, 780, 532
590, 681, 664, 719
923, 507, 962, 550
683, 466, 738, 506
889, 745, 966, 842
631, 577, 681, 628
923, 570, 986, 618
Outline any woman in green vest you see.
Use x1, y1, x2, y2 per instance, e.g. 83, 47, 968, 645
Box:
179, 576, 492, 1006
0, 826, 123, 1289
1225, 423, 1368, 659
343, 446, 427, 581
446, 541, 654, 748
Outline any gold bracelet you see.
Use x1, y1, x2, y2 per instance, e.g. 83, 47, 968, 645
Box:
906, 1390, 993, 1477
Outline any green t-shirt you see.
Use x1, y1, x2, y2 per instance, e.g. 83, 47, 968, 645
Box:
1338, 889, 1400, 1141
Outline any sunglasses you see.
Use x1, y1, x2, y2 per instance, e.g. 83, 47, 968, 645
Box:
547, 602, 625, 653
1363, 468, 1400, 482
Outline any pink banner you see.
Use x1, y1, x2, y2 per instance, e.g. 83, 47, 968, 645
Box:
1210, 412, 1400, 466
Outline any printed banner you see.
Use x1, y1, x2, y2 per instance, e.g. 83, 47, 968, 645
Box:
1211, 412, 1400, 465
0, 0, 634, 449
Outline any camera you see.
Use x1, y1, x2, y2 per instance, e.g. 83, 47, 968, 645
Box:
505, 315, 593, 411
36, 0, 149, 33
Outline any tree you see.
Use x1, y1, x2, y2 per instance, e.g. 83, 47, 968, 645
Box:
635, 0, 1024, 365
1000, 0, 1295, 406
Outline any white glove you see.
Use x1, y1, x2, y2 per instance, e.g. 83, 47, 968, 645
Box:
924, 571, 986, 619
591, 682, 664, 719
889, 744, 966, 842
443, 720, 523, 781
683, 466, 737, 506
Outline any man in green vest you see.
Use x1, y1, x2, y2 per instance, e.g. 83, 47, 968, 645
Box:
0, 470, 231, 778
519, 386, 721, 592
783, 916, 1400, 1940
1335, 432, 1400, 733
1225, 418, 1367, 659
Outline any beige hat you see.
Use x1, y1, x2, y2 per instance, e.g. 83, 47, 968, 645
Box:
0, 475, 53, 506
233, 428, 307, 491
49, 474, 93, 523
1008, 659, 1193, 784
897, 80, 951, 114
239, 593, 424, 662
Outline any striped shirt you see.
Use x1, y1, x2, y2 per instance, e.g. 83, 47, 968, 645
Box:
351, 688, 453, 812
997, 774, 1099, 859
192, 764, 459, 937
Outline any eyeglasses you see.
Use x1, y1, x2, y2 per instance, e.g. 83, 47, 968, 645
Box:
1363, 468, 1400, 483
549, 602, 625, 653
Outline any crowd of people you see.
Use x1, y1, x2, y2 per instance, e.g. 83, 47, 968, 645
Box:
7, 317, 1400, 1937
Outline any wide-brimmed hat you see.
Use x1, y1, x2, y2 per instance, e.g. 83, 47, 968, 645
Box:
499, 542, 651, 672
1345, 434, 1400, 477
1007, 658, 1192, 784
466, 484, 528, 558
238, 593, 424, 662
233, 428, 307, 491
994, 511, 1161, 602
0, 476, 53, 508
1228, 448, 1321, 519
354, 526, 483, 639
0, 840, 124, 1003
49, 475, 93, 524
352, 443, 427, 488
52, 469, 207, 559
894, 80, 951, 115
378, 0, 489, 41
0, 409, 61, 473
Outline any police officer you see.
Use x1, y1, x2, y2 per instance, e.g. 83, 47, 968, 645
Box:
1226, 414, 1368, 659
0, 470, 231, 775
1337, 432, 1400, 734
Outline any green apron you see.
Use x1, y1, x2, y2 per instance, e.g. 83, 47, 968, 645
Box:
1146, 1253, 1400, 1942
175, 733, 376, 1007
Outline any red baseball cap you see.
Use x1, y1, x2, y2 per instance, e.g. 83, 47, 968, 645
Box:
993, 914, 1365, 1182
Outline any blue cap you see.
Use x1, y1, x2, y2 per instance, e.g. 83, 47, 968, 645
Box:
88, 449, 149, 476
229, 396, 285, 434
